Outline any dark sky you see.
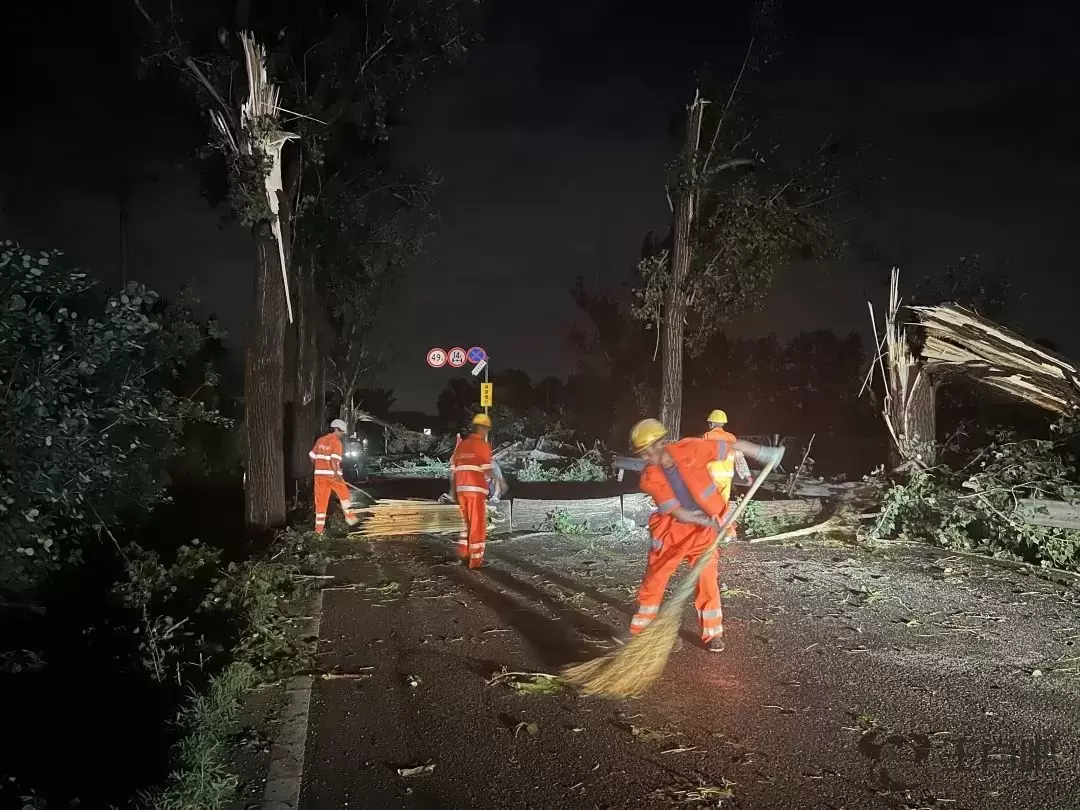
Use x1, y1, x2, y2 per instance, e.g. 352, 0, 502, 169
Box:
2, 0, 1078, 412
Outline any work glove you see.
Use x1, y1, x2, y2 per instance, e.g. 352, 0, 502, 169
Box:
438, 492, 453, 505
757, 445, 786, 468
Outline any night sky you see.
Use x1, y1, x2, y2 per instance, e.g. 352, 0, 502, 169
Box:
2, 0, 1077, 412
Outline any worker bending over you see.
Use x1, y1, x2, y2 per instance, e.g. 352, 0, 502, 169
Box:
450, 413, 505, 568
309, 418, 360, 534
703, 409, 753, 539
629, 417, 782, 652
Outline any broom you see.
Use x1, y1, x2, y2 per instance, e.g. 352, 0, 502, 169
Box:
560, 455, 780, 698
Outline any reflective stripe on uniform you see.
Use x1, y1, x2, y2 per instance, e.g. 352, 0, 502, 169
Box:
650, 538, 663, 551
656, 498, 679, 514
456, 485, 488, 494
314, 469, 337, 476
451, 464, 492, 472
700, 608, 722, 620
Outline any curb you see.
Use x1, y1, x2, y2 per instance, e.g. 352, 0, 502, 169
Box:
261, 571, 325, 809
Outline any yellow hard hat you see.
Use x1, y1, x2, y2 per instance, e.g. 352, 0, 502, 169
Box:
707, 409, 728, 425
629, 418, 668, 453
471, 413, 492, 428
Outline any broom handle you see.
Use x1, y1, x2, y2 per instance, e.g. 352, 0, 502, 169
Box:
666, 456, 780, 607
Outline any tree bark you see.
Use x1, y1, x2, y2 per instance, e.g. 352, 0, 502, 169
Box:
289, 260, 324, 491
658, 94, 707, 439
244, 225, 288, 531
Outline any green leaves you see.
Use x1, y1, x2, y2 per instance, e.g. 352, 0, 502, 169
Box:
0, 242, 228, 593
878, 422, 1080, 571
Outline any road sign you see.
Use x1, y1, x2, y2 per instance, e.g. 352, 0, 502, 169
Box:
426, 347, 447, 368
467, 346, 487, 364
471, 358, 488, 377
480, 382, 493, 407
447, 347, 467, 368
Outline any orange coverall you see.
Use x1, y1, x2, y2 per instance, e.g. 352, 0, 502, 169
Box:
632, 437, 734, 642
451, 434, 493, 568
309, 432, 356, 534
704, 426, 739, 539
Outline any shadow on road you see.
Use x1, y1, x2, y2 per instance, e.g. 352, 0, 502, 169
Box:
445, 567, 590, 668
489, 547, 635, 617
490, 546, 705, 647
480, 565, 618, 641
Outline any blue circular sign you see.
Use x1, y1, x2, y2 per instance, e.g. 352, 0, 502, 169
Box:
467, 346, 487, 364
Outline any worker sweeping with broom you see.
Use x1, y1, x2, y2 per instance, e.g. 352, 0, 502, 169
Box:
309, 418, 361, 534
561, 418, 783, 699
449, 413, 505, 568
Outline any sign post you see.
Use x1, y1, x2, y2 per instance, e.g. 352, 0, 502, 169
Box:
429, 345, 492, 415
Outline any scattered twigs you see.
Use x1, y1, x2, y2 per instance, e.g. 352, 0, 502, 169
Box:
786, 433, 815, 497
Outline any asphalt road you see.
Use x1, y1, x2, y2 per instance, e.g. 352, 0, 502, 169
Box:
299, 530, 1080, 809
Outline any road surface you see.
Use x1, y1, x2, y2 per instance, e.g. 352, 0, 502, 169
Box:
298, 529, 1080, 809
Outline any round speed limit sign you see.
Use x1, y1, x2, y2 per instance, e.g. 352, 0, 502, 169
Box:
426, 347, 447, 368
447, 347, 467, 368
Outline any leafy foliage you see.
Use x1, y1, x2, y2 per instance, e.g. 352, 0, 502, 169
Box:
873, 421, 1080, 571
0, 242, 226, 593
515, 454, 610, 483
138, 528, 322, 808
631, 114, 845, 355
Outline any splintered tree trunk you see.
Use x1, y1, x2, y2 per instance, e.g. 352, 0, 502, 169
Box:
245, 227, 288, 530
289, 260, 324, 490
658, 94, 707, 439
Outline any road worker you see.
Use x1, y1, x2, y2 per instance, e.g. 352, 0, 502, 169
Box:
309, 418, 360, 534
703, 409, 753, 539
450, 413, 505, 568
629, 417, 783, 652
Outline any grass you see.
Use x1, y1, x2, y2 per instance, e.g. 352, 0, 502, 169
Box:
146, 662, 258, 810
143, 529, 321, 809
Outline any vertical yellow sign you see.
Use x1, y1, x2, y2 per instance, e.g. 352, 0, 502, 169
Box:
480, 382, 493, 407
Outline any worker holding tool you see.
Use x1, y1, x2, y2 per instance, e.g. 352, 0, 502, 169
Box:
450, 413, 504, 568
309, 418, 360, 534
628, 418, 783, 652
703, 409, 753, 539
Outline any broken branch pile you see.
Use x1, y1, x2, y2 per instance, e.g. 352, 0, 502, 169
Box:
351, 499, 497, 538
911, 304, 1080, 416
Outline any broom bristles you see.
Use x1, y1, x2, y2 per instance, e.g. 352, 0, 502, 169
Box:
561, 607, 683, 698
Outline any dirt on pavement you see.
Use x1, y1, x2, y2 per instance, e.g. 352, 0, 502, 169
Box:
299, 529, 1080, 809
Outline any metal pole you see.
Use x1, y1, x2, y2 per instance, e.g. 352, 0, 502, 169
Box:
484, 358, 490, 416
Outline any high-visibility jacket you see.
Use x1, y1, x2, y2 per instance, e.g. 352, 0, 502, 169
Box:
451, 434, 492, 496
309, 432, 344, 477
704, 427, 738, 497
641, 437, 731, 537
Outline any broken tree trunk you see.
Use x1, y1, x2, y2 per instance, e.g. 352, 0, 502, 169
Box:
912, 304, 1080, 416
245, 226, 289, 529
866, 268, 936, 469
288, 259, 325, 490
659, 92, 707, 439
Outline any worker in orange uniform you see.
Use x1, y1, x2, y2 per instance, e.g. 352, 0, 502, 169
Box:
450, 413, 504, 568
629, 418, 783, 652
703, 409, 752, 539
309, 418, 360, 534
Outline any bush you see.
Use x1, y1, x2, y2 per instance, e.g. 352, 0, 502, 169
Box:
874, 421, 1080, 571
0, 241, 226, 592
514, 453, 610, 482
